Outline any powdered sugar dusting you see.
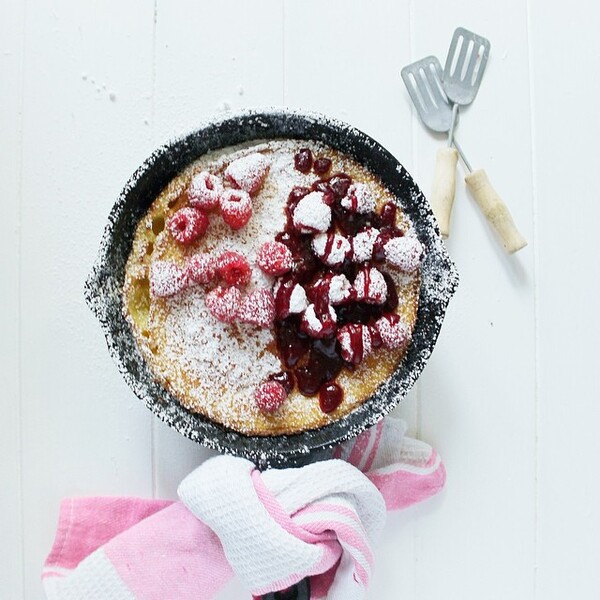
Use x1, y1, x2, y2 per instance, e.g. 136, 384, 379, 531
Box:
160, 287, 279, 419
312, 233, 351, 267
341, 182, 376, 214
92, 110, 457, 456
224, 152, 270, 194
150, 261, 188, 298
352, 227, 379, 263
292, 192, 331, 233
354, 266, 388, 304
146, 141, 319, 426
124, 135, 432, 435
384, 236, 424, 273
328, 274, 353, 305
289, 284, 308, 314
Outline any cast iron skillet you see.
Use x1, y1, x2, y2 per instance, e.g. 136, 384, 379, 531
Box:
84, 110, 458, 470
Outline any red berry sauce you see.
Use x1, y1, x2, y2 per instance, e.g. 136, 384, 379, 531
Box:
275, 316, 311, 368
269, 154, 407, 412
319, 382, 343, 413
377, 202, 398, 228
294, 337, 343, 396
268, 371, 295, 394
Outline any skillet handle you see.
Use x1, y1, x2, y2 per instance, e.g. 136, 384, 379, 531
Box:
465, 168, 527, 253
430, 147, 459, 238
257, 446, 331, 599
261, 577, 311, 600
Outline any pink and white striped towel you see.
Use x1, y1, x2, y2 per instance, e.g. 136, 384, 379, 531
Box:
42, 417, 445, 600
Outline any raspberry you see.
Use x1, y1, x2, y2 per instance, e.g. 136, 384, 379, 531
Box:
187, 171, 223, 210
336, 323, 372, 365
321, 189, 336, 206
273, 278, 308, 318
168, 207, 209, 245
328, 174, 352, 199
225, 153, 270, 195
205, 285, 241, 323
313, 157, 332, 176
372, 227, 404, 262
294, 148, 313, 173
341, 183, 376, 214
149, 261, 189, 298
319, 381, 343, 413
353, 266, 388, 305
238, 288, 276, 328
307, 275, 330, 305
368, 324, 383, 349
216, 251, 252, 287
254, 380, 287, 414
292, 191, 331, 233
186, 253, 216, 284
268, 371, 294, 395
311, 232, 351, 267
384, 236, 424, 273
312, 180, 335, 205
219, 189, 252, 230
379, 202, 397, 227
352, 227, 380, 263
375, 313, 410, 350
309, 273, 354, 306
300, 303, 337, 339
256, 241, 293, 276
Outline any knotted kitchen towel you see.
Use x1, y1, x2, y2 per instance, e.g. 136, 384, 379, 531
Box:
42, 417, 445, 600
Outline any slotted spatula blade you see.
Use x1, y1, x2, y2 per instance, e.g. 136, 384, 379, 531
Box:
443, 27, 491, 106
401, 56, 454, 134
401, 55, 460, 237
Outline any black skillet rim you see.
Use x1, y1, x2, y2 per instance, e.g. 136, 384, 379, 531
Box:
84, 109, 458, 468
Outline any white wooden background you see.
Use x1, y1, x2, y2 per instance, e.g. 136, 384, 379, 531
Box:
2, 1, 599, 598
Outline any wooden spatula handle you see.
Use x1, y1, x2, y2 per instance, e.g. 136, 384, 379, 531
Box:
430, 147, 458, 238
465, 168, 527, 254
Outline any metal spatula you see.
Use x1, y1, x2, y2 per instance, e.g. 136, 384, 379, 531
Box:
401, 55, 467, 237
403, 29, 490, 239
443, 27, 526, 253
402, 54, 527, 252
444, 27, 491, 135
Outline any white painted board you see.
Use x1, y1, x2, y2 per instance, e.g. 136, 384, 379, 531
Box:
1, 1, 599, 598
